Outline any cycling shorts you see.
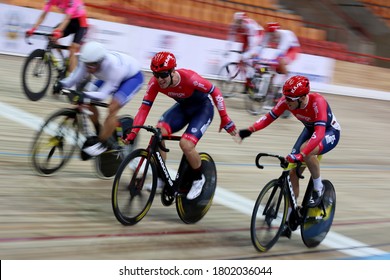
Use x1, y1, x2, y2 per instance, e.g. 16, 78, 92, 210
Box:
93, 71, 144, 107
291, 126, 340, 155
157, 98, 214, 145
56, 18, 88, 44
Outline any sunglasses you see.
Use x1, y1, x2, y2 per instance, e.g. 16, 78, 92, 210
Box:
285, 95, 302, 102
153, 71, 171, 79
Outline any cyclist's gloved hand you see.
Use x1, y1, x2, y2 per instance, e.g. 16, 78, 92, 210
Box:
26, 27, 36, 37
239, 129, 252, 139
53, 81, 63, 94
125, 131, 137, 145
286, 153, 303, 163
52, 29, 63, 40
219, 115, 237, 135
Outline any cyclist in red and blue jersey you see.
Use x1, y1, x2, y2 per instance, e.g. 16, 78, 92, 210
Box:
238, 75, 341, 235
126, 51, 237, 200
26, 0, 88, 72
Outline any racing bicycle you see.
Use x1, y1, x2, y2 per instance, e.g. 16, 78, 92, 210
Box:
218, 50, 290, 118
111, 125, 217, 225
22, 31, 74, 101
251, 152, 336, 252
218, 51, 282, 116
30, 88, 136, 179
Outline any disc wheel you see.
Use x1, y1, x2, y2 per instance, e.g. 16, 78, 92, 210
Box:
176, 152, 217, 224
301, 180, 336, 248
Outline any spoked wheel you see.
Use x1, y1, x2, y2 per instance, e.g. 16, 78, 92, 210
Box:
21, 49, 52, 101
218, 62, 245, 98
30, 108, 79, 176
176, 152, 217, 224
111, 149, 157, 225
301, 180, 336, 248
251, 179, 288, 252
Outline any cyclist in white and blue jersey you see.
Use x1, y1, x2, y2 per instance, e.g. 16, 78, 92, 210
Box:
55, 41, 144, 158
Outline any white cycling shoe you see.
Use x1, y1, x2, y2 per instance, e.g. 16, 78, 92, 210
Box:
82, 142, 107, 157
187, 174, 205, 200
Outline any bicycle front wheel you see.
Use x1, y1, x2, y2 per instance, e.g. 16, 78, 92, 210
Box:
30, 108, 79, 176
21, 49, 52, 101
251, 179, 288, 252
111, 149, 158, 226
218, 62, 245, 98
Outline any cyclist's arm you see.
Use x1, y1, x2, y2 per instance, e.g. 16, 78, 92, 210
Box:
31, 11, 49, 30
249, 111, 276, 132
210, 86, 229, 117
60, 63, 87, 88
130, 82, 158, 135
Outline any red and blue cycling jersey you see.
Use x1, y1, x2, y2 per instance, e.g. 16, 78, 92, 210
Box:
131, 69, 230, 144
250, 92, 341, 156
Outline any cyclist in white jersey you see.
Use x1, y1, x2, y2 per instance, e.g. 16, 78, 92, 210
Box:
54, 41, 144, 158
259, 22, 301, 89
225, 12, 264, 92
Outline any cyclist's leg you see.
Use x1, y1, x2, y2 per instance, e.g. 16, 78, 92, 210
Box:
302, 127, 340, 206
180, 100, 214, 170
289, 127, 312, 198
100, 72, 144, 145
63, 19, 88, 72
181, 101, 214, 199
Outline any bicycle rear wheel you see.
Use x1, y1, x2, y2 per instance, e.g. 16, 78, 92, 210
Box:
30, 108, 79, 176
94, 115, 137, 179
218, 62, 245, 98
251, 179, 288, 252
21, 49, 52, 101
301, 180, 336, 248
176, 152, 217, 224
111, 149, 157, 225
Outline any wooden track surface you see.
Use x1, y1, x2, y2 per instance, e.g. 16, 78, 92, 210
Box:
0, 54, 390, 260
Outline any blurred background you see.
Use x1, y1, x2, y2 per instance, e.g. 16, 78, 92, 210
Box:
0, 0, 389, 261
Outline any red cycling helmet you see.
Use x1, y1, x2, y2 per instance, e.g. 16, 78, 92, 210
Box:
150, 51, 177, 72
283, 75, 310, 98
266, 22, 280, 33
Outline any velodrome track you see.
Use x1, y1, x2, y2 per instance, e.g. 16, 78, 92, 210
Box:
0, 54, 390, 260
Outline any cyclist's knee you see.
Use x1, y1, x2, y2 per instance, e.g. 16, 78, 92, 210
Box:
156, 122, 171, 136
179, 137, 196, 154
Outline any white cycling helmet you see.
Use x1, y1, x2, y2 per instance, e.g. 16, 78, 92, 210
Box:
233, 12, 247, 21
80, 41, 107, 63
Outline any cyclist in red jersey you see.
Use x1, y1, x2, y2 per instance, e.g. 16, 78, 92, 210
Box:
126, 52, 237, 200
26, 0, 88, 72
238, 75, 341, 236
225, 12, 264, 92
